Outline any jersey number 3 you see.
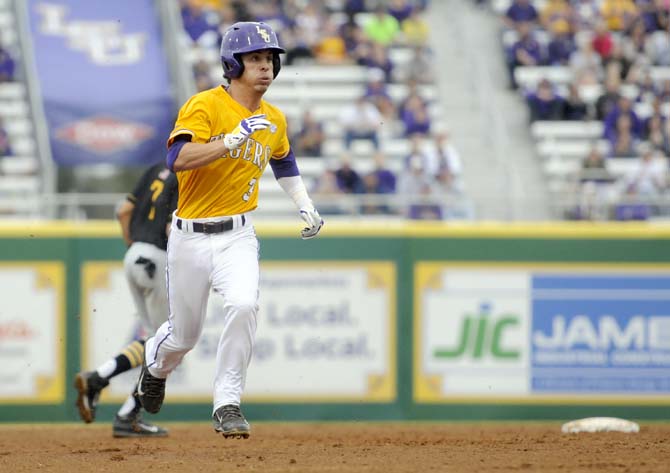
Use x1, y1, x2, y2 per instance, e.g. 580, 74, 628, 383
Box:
148, 179, 165, 220
242, 178, 257, 202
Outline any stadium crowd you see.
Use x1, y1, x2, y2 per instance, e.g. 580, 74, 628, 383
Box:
498, 0, 670, 220
178, 0, 468, 219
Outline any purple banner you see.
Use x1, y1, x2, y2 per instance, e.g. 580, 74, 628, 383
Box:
28, 0, 175, 166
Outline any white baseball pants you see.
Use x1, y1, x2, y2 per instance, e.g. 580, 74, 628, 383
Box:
144, 213, 259, 411
123, 242, 168, 334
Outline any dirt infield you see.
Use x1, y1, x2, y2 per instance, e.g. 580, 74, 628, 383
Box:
0, 422, 668, 472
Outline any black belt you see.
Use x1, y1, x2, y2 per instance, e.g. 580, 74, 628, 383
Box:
176, 215, 245, 234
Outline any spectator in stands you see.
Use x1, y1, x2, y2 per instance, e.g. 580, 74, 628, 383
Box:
0, 120, 12, 157
634, 69, 658, 103
621, 18, 653, 68
645, 0, 669, 31
254, 1, 292, 32
193, 59, 214, 92
311, 168, 347, 215
339, 13, 365, 57
314, 17, 349, 65
363, 43, 395, 83
180, 0, 220, 49
503, 0, 539, 30
526, 79, 565, 122
339, 96, 383, 150
646, 114, 670, 156
400, 6, 430, 47
591, 20, 614, 60
403, 46, 434, 84
644, 98, 666, 136
370, 151, 397, 194
344, 0, 366, 16
546, 23, 576, 66
572, 0, 602, 32
388, 0, 414, 23
659, 79, 670, 103
422, 129, 463, 188
400, 97, 432, 137
294, 1, 324, 54
573, 146, 616, 220
600, 0, 639, 33
364, 68, 396, 120
569, 32, 603, 86
0, 42, 15, 82
508, 21, 543, 89
216, 4, 240, 36
282, 25, 315, 65
334, 155, 364, 194
364, 5, 400, 46
604, 96, 643, 143
539, 0, 574, 36
292, 110, 325, 157
646, 29, 670, 66
617, 146, 668, 219
360, 173, 393, 215
579, 146, 615, 184
609, 114, 639, 157
562, 83, 589, 120
603, 42, 633, 81
398, 153, 442, 220
595, 75, 621, 120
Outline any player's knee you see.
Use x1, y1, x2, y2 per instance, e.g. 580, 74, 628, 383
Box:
227, 299, 257, 323
171, 331, 201, 351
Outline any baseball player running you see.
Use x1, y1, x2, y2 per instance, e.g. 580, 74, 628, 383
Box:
136, 21, 323, 439
75, 162, 178, 438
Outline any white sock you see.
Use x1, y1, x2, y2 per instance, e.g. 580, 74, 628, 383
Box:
96, 359, 117, 379
117, 394, 138, 417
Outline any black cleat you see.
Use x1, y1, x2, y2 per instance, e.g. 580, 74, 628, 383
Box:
74, 371, 109, 423
212, 404, 250, 439
113, 412, 168, 438
137, 361, 166, 414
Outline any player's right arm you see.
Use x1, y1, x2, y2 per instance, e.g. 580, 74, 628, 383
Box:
167, 95, 270, 172
116, 199, 134, 247
169, 138, 229, 172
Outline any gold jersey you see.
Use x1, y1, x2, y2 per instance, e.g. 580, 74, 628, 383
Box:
168, 85, 289, 219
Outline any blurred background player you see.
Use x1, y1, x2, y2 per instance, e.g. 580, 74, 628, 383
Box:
136, 21, 323, 439
74, 162, 178, 438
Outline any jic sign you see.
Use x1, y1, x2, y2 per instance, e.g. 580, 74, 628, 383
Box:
82, 261, 396, 404
414, 263, 670, 403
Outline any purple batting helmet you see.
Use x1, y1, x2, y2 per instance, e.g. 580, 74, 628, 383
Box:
220, 22, 286, 80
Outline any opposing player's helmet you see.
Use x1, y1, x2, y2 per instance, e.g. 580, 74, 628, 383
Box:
220, 22, 286, 79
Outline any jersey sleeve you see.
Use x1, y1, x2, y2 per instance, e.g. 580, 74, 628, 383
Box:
167, 94, 212, 147
128, 166, 153, 203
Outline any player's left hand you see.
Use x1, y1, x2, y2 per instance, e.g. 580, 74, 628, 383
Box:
224, 114, 271, 151
299, 207, 324, 240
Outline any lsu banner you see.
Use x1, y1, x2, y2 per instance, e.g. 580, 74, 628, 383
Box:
27, 0, 174, 166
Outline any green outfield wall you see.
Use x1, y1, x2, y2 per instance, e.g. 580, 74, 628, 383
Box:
0, 221, 669, 423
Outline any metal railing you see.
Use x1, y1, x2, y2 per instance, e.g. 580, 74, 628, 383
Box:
0, 192, 477, 221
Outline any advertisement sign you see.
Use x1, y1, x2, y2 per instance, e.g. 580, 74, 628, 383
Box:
82, 261, 396, 404
28, 0, 174, 165
414, 263, 529, 402
415, 263, 670, 403
0, 263, 65, 403
531, 274, 670, 393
